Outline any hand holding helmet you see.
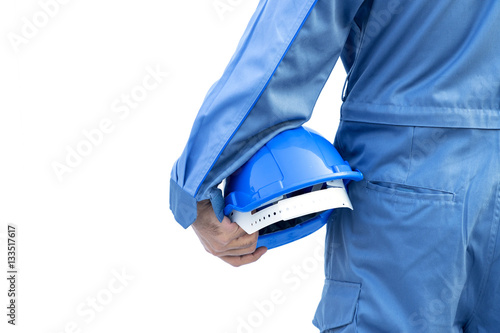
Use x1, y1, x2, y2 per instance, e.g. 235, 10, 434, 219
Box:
192, 199, 267, 267
192, 126, 361, 266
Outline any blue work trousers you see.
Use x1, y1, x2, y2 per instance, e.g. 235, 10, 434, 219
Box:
313, 121, 500, 332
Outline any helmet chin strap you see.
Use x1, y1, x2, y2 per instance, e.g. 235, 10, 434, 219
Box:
228, 179, 353, 234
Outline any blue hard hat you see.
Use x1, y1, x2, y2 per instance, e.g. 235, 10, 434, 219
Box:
224, 126, 362, 249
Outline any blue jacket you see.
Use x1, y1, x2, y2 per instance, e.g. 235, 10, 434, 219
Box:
170, 0, 500, 228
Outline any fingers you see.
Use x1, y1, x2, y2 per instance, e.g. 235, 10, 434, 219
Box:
192, 200, 267, 266
202, 232, 259, 257
194, 215, 256, 252
220, 247, 268, 267
218, 216, 251, 240
225, 232, 258, 251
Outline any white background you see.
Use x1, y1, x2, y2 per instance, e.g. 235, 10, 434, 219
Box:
0, 1, 347, 332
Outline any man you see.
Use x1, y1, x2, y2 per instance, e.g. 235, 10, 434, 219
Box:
170, 0, 500, 331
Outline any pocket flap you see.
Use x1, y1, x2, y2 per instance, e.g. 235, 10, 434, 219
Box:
312, 279, 361, 331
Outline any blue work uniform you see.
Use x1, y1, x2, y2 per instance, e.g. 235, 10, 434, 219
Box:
170, 0, 500, 331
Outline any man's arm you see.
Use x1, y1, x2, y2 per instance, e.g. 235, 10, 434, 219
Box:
170, 0, 364, 264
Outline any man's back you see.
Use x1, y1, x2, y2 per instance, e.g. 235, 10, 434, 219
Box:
342, 0, 500, 128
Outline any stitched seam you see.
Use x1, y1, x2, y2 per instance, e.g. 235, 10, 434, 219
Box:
344, 101, 500, 113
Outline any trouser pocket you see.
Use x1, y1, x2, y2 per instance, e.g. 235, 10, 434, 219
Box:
313, 279, 361, 333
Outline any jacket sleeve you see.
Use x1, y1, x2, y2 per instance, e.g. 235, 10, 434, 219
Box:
170, 0, 365, 228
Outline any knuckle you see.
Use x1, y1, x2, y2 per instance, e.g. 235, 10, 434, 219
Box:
211, 242, 226, 254
241, 246, 256, 256
250, 243, 258, 253
242, 239, 258, 253
219, 234, 232, 246
205, 243, 221, 256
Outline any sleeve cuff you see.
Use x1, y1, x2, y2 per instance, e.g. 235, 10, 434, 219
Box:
169, 179, 198, 229
169, 179, 225, 228
208, 187, 225, 223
